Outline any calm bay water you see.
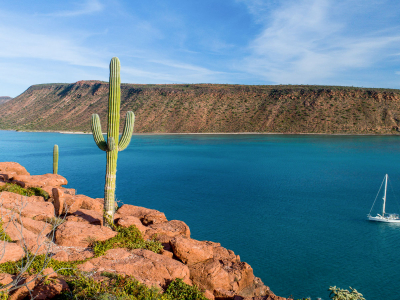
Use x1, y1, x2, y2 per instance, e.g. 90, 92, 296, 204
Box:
1, 130, 400, 299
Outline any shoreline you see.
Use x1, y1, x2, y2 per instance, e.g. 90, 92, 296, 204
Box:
1, 128, 400, 136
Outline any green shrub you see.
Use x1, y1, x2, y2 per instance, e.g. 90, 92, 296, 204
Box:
93, 225, 163, 257
55, 274, 206, 300
328, 286, 365, 300
0, 254, 85, 276
0, 183, 49, 200
164, 278, 208, 300
0, 221, 12, 242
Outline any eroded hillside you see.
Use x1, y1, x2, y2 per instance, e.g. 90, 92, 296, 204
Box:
1, 81, 400, 134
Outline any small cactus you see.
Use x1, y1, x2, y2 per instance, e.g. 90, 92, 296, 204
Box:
91, 57, 135, 227
53, 144, 59, 174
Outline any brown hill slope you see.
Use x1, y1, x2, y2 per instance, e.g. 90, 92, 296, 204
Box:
1, 81, 400, 134
0, 96, 12, 105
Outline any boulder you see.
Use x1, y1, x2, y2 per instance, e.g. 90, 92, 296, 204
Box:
117, 204, 167, 225
32, 277, 69, 299
55, 221, 117, 247
170, 236, 213, 265
115, 215, 148, 235
77, 248, 191, 289
204, 290, 215, 300
79, 195, 104, 213
31, 267, 69, 299
0, 191, 43, 205
0, 162, 30, 176
15, 216, 52, 236
53, 189, 83, 215
189, 258, 255, 298
0, 193, 55, 220
68, 249, 94, 261
8, 275, 36, 300
66, 209, 103, 225
147, 220, 190, 239
12, 174, 67, 188
0, 241, 25, 263
0, 272, 15, 285
3, 220, 38, 241
51, 251, 69, 262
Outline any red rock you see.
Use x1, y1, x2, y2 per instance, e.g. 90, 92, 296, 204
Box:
1, 193, 55, 219
55, 221, 117, 247
0, 241, 25, 263
9, 275, 36, 300
51, 251, 69, 262
0, 182, 6, 187
31, 269, 69, 300
0, 162, 30, 176
15, 216, 52, 236
0, 191, 36, 205
53, 189, 83, 215
32, 277, 69, 299
67, 209, 103, 225
204, 290, 215, 300
42, 187, 75, 203
0, 272, 15, 285
170, 236, 213, 265
115, 215, 147, 234
3, 220, 49, 253
77, 248, 191, 289
79, 195, 104, 212
117, 204, 167, 225
160, 249, 174, 258
189, 258, 255, 298
12, 174, 67, 188
21, 202, 55, 220
147, 220, 190, 238
68, 249, 94, 261
3, 220, 38, 241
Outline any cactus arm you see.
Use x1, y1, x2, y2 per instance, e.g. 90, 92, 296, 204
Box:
53, 145, 59, 174
91, 114, 107, 151
118, 111, 135, 151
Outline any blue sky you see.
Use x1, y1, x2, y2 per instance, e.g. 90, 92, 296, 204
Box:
1, 0, 400, 97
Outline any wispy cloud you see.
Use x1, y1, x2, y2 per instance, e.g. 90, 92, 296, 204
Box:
0, 25, 106, 68
240, 0, 400, 84
44, 0, 103, 17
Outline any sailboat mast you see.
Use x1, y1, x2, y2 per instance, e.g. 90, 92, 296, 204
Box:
383, 174, 388, 216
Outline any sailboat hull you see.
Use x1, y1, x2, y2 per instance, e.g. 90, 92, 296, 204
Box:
368, 216, 400, 223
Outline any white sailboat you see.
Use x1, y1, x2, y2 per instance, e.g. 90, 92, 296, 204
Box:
367, 174, 400, 223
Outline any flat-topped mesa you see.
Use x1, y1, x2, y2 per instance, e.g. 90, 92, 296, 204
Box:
0, 162, 292, 300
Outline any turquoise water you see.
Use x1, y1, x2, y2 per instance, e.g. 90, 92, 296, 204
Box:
1, 130, 400, 299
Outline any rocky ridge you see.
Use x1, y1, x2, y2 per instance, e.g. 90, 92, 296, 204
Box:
1, 81, 400, 134
0, 162, 290, 300
0, 97, 11, 105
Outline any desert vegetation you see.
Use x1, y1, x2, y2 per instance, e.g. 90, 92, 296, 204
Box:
0, 83, 400, 134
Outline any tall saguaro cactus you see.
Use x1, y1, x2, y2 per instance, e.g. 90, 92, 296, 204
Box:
91, 57, 135, 227
53, 145, 59, 174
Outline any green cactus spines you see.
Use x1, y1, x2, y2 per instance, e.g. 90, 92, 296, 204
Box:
91, 57, 135, 228
53, 144, 59, 174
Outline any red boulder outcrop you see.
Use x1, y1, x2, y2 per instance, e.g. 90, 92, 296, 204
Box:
0, 162, 30, 176
55, 221, 117, 247
117, 204, 167, 225
0, 241, 25, 263
77, 248, 191, 289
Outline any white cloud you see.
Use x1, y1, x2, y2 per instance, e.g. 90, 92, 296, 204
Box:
0, 25, 106, 68
241, 0, 400, 84
44, 0, 103, 17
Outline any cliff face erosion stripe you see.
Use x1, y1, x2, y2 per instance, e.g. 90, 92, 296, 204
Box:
1, 82, 400, 134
